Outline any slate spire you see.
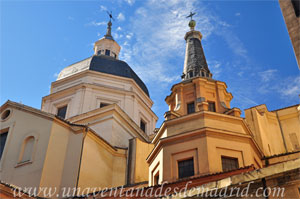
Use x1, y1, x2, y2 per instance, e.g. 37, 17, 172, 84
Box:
182, 18, 212, 80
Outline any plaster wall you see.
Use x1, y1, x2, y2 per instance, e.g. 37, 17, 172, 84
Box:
78, 132, 127, 191
0, 107, 52, 190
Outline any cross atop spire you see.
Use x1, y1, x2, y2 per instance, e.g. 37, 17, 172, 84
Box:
186, 11, 196, 20
106, 11, 115, 22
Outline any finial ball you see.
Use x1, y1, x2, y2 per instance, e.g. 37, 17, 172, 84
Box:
189, 20, 196, 29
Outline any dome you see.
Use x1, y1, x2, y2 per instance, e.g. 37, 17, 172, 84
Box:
57, 55, 149, 97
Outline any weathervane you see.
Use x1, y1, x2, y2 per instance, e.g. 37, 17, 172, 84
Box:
104, 11, 114, 39
106, 11, 115, 22
186, 11, 196, 20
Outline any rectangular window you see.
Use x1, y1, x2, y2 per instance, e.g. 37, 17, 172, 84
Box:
0, 131, 8, 160
100, 103, 109, 108
221, 156, 239, 172
140, 120, 146, 133
208, 101, 216, 112
187, 102, 195, 114
154, 173, 159, 185
105, 49, 110, 56
178, 158, 194, 179
57, 105, 67, 119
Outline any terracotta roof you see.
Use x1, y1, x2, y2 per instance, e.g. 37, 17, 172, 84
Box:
81, 165, 255, 198
262, 150, 300, 160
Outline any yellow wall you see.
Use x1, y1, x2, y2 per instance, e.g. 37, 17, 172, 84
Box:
39, 121, 83, 197
276, 106, 300, 152
245, 104, 300, 156
165, 78, 233, 116
78, 132, 127, 191
134, 138, 154, 183
148, 127, 262, 185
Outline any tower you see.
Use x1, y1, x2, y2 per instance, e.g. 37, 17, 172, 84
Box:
41, 18, 158, 148
147, 16, 263, 185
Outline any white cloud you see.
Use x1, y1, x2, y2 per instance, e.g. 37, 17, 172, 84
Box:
235, 12, 241, 16
221, 31, 248, 59
207, 60, 222, 79
117, 13, 125, 21
87, 21, 106, 26
67, 16, 74, 21
117, 26, 122, 31
100, 5, 107, 11
119, 0, 236, 84
280, 76, 300, 97
113, 33, 123, 39
125, 0, 135, 5
125, 33, 133, 39
259, 69, 277, 82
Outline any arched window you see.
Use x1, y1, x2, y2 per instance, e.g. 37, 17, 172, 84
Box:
20, 136, 35, 163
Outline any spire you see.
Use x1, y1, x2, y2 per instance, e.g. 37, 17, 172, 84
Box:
182, 13, 212, 80
104, 11, 115, 40
104, 20, 114, 40
93, 11, 120, 59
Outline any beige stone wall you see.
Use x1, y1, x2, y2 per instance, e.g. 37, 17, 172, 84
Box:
68, 104, 150, 148
94, 38, 120, 59
279, 0, 300, 68
42, 71, 157, 136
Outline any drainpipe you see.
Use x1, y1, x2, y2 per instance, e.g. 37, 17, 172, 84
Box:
75, 127, 88, 197
275, 111, 288, 153
262, 178, 269, 199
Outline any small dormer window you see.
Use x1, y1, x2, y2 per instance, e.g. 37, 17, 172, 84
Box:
140, 120, 146, 133
100, 102, 109, 108
187, 102, 195, 114
105, 49, 110, 56
208, 101, 216, 112
189, 71, 193, 78
57, 105, 67, 119
97, 50, 102, 55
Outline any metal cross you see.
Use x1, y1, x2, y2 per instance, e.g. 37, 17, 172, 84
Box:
186, 12, 196, 20
106, 11, 115, 21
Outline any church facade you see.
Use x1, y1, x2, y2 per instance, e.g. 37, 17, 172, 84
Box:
0, 14, 300, 199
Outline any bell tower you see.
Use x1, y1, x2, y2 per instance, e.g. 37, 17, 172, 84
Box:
164, 14, 240, 119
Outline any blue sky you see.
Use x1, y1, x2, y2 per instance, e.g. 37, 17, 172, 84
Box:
1, 0, 299, 126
